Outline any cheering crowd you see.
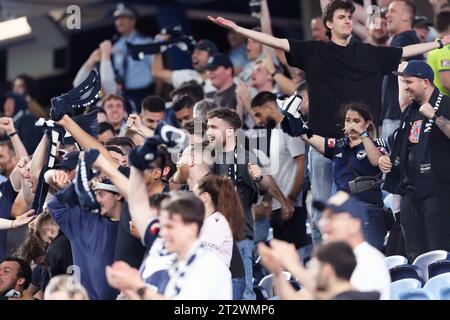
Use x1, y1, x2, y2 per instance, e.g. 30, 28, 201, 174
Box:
1, 0, 450, 300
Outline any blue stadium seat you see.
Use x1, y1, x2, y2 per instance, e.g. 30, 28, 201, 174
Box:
258, 272, 291, 298
385, 255, 408, 270
412, 250, 450, 281
428, 260, 450, 280
423, 272, 450, 300
389, 264, 425, 285
399, 288, 431, 300
390, 278, 422, 300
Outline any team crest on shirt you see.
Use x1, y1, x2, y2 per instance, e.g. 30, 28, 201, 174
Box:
409, 120, 422, 144
356, 150, 367, 160
441, 60, 450, 68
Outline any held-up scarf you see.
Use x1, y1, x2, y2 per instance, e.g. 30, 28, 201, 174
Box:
384, 89, 443, 200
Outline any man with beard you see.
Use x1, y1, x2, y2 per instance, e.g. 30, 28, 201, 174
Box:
250, 92, 308, 256
367, 13, 390, 47
152, 39, 218, 95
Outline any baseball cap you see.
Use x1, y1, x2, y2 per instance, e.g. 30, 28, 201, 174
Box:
113, 3, 136, 19
205, 53, 233, 70
194, 39, 218, 54
413, 16, 433, 28
312, 191, 367, 223
392, 60, 434, 82
54, 151, 80, 171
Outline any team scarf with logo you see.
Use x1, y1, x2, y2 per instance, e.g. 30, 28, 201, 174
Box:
384, 88, 443, 199
32, 70, 101, 213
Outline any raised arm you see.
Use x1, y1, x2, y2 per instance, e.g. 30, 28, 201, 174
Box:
0, 117, 28, 159
128, 167, 157, 242
93, 152, 129, 200
403, 36, 450, 59
208, 16, 290, 52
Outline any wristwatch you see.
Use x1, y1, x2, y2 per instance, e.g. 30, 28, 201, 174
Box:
437, 39, 444, 49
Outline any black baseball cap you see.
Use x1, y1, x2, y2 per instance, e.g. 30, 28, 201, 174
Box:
413, 16, 433, 28
54, 151, 80, 171
393, 60, 435, 82
205, 53, 233, 70
194, 39, 218, 54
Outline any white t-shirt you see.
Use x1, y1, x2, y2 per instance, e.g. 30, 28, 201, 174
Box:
269, 124, 306, 210
172, 69, 215, 94
164, 241, 232, 300
199, 211, 233, 268
351, 241, 391, 300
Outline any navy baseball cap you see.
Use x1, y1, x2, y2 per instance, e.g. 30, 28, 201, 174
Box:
393, 60, 435, 82
54, 151, 80, 171
194, 39, 218, 54
312, 191, 367, 223
205, 53, 233, 70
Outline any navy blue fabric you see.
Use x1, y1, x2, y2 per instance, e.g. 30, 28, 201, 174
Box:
0, 180, 18, 262
381, 30, 422, 122
324, 137, 389, 204
48, 187, 119, 300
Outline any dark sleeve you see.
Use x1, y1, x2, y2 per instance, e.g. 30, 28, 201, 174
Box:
373, 138, 390, 155
31, 265, 43, 287
323, 138, 337, 160
143, 219, 160, 249
0, 180, 18, 218
284, 39, 316, 70
370, 46, 403, 75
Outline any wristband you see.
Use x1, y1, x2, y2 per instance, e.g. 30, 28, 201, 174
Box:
255, 175, 263, 183
7, 131, 17, 138
437, 39, 444, 49
271, 71, 278, 78
359, 131, 369, 139
432, 115, 438, 122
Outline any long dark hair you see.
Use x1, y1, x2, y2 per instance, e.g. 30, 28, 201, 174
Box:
196, 175, 245, 241
339, 102, 377, 138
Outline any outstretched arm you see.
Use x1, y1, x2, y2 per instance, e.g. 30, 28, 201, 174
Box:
57, 115, 116, 165
208, 16, 290, 52
403, 36, 450, 59
93, 153, 129, 200
128, 167, 158, 242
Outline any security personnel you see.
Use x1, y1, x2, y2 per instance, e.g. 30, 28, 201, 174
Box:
279, 98, 389, 251
112, 3, 153, 113
381, 60, 450, 262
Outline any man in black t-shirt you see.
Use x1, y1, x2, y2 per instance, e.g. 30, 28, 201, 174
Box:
381, 0, 423, 142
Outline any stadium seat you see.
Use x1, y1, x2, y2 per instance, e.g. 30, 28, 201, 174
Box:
428, 260, 450, 280
399, 288, 431, 300
390, 278, 422, 300
258, 272, 291, 298
385, 255, 408, 270
389, 264, 425, 285
412, 250, 450, 281
423, 272, 450, 300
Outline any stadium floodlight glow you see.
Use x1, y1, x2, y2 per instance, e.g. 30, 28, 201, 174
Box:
0, 17, 32, 42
